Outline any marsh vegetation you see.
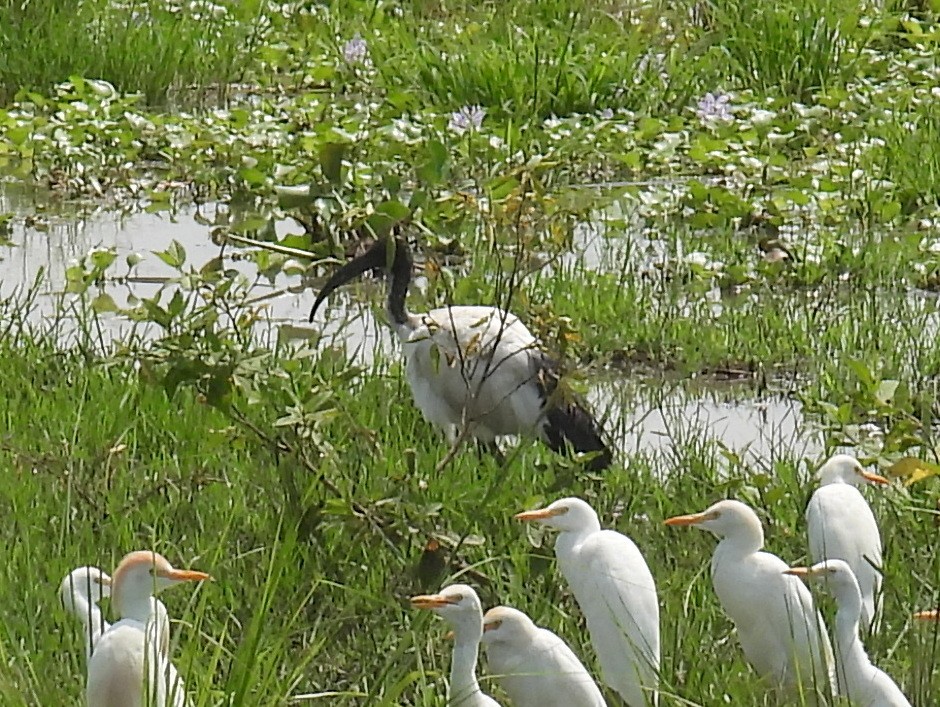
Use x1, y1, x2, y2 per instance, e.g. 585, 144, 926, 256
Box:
0, 0, 939, 704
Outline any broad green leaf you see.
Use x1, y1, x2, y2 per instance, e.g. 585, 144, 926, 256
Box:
887, 456, 940, 486
319, 142, 346, 185
153, 240, 187, 269
91, 293, 119, 313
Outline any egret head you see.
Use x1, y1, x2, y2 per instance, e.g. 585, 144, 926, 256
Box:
514, 497, 600, 533
784, 559, 860, 605
665, 499, 764, 545
411, 583, 483, 633
60, 566, 112, 608
111, 551, 210, 616
308, 238, 413, 322
480, 606, 537, 648
816, 454, 887, 488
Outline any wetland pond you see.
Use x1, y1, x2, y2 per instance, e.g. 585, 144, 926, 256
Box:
0, 182, 822, 467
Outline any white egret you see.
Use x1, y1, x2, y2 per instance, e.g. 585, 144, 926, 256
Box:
785, 560, 911, 707
515, 497, 659, 706
86, 551, 209, 707
666, 499, 835, 698
806, 454, 887, 632
481, 605, 606, 707
410, 584, 500, 707
61, 566, 112, 662
308, 238, 610, 470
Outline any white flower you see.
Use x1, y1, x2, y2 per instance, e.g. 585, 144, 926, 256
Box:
342, 33, 368, 65
448, 105, 486, 135
750, 108, 776, 126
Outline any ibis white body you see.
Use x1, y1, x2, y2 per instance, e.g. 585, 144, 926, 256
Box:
309, 239, 610, 469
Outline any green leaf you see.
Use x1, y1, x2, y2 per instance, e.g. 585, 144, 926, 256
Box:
366, 200, 411, 239
319, 142, 346, 185
875, 380, 899, 406
91, 293, 119, 313
153, 240, 187, 269
417, 139, 449, 185
888, 456, 940, 486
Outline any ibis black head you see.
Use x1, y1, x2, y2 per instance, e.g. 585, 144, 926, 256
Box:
308, 237, 414, 323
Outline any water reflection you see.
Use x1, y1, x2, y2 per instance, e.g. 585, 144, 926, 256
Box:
0, 185, 821, 465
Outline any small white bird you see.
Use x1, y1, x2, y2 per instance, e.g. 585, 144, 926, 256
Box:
666, 500, 835, 698
86, 551, 209, 707
516, 497, 659, 706
309, 238, 610, 470
410, 584, 500, 706
785, 560, 911, 707
481, 605, 606, 707
61, 567, 112, 663
806, 454, 887, 632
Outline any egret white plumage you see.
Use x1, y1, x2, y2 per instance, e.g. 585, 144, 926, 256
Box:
308, 237, 611, 470
410, 584, 501, 706
666, 500, 835, 698
515, 497, 659, 706
806, 454, 887, 633
785, 560, 912, 707
481, 605, 606, 707
61, 566, 112, 663
86, 551, 209, 707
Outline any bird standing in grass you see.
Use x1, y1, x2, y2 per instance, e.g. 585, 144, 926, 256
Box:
410, 584, 500, 707
806, 454, 887, 633
666, 500, 835, 699
61, 566, 112, 663
481, 605, 607, 707
785, 560, 911, 707
515, 497, 659, 706
308, 237, 611, 470
86, 551, 209, 707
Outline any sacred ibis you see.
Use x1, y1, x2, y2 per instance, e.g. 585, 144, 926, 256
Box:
308, 238, 611, 470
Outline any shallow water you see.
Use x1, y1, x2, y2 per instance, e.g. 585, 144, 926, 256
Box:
0, 184, 822, 464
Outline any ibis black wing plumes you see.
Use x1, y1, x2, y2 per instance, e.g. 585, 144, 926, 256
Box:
308, 238, 414, 324
534, 355, 611, 471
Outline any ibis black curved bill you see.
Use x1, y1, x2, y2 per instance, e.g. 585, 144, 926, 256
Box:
308, 239, 396, 323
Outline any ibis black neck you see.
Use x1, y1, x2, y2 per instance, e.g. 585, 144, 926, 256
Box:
385, 238, 413, 326
308, 237, 414, 325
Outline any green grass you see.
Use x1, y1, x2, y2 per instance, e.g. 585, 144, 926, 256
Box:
0, 277, 938, 705
0, 0, 263, 105
1, 0, 940, 704
704, 0, 873, 99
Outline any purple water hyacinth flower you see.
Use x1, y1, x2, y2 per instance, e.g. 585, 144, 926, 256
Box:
448, 105, 486, 135
696, 92, 733, 123
342, 33, 368, 65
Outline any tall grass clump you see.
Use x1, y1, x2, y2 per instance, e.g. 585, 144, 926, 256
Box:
875, 103, 940, 214
0, 0, 266, 106
367, 0, 705, 120
702, 0, 873, 99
